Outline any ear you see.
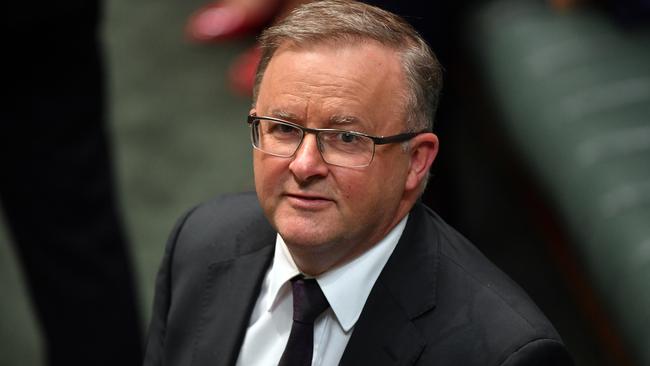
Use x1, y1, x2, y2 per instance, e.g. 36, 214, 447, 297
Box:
405, 133, 439, 192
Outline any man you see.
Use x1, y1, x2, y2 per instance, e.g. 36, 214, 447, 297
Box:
144, 1, 574, 365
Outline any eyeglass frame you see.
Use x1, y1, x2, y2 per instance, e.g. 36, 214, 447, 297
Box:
247, 114, 429, 168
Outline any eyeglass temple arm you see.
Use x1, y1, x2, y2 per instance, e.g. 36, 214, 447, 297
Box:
372, 131, 427, 145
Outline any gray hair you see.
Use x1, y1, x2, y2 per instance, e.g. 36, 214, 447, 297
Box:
252, 0, 443, 132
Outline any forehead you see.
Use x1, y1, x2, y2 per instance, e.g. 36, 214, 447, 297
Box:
255, 40, 407, 132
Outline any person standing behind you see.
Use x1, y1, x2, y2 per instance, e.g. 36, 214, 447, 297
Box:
2, 1, 143, 365
144, 1, 574, 365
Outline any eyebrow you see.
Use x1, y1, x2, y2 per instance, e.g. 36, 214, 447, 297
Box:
329, 115, 361, 126
265, 110, 366, 130
329, 115, 371, 134
268, 109, 299, 122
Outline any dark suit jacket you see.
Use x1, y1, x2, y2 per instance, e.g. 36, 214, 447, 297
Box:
144, 192, 573, 366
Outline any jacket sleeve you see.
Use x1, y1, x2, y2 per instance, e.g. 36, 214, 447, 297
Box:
143, 207, 196, 366
499, 338, 574, 366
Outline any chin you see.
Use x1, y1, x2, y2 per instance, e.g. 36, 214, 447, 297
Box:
278, 226, 327, 248
275, 216, 336, 248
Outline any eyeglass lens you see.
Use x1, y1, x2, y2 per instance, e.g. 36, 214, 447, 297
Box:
252, 119, 375, 167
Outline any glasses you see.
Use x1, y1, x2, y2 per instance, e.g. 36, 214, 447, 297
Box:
248, 115, 427, 168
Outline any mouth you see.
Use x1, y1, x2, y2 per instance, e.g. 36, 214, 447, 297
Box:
284, 192, 334, 210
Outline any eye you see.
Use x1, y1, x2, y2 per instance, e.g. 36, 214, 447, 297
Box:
277, 124, 295, 133
268, 122, 298, 136
338, 132, 360, 143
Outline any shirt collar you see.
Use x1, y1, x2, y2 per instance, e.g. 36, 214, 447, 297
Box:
265, 238, 301, 312
265, 215, 408, 332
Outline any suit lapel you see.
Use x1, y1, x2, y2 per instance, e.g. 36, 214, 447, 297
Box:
340, 282, 427, 366
340, 203, 440, 366
191, 216, 276, 366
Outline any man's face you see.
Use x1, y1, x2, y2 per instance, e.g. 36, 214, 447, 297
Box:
253, 41, 419, 272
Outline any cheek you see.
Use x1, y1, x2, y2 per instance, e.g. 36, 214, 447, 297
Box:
253, 155, 265, 192
366, 157, 409, 199
254, 154, 282, 195
333, 172, 377, 211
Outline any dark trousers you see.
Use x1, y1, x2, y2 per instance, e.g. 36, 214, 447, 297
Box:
2, 1, 143, 364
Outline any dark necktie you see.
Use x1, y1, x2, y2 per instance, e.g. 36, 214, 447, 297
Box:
278, 277, 330, 366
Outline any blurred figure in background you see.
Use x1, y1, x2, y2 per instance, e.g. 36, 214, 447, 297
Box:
186, 0, 311, 96
2, 1, 143, 365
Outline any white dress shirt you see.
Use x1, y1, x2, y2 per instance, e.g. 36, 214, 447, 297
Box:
235, 215, 408, 366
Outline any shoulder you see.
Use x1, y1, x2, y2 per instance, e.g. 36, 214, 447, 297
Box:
144, 192, 276, 364
411, 204, 573, 365
180, 191, 264, 232
166, 192, 275, 268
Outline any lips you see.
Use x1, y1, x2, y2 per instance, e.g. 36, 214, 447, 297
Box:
284, 192, 334, 210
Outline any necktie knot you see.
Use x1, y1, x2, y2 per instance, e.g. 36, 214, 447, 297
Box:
291, 277, 329, 323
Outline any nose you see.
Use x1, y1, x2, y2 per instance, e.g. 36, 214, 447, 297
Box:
289, 133, 329, 182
